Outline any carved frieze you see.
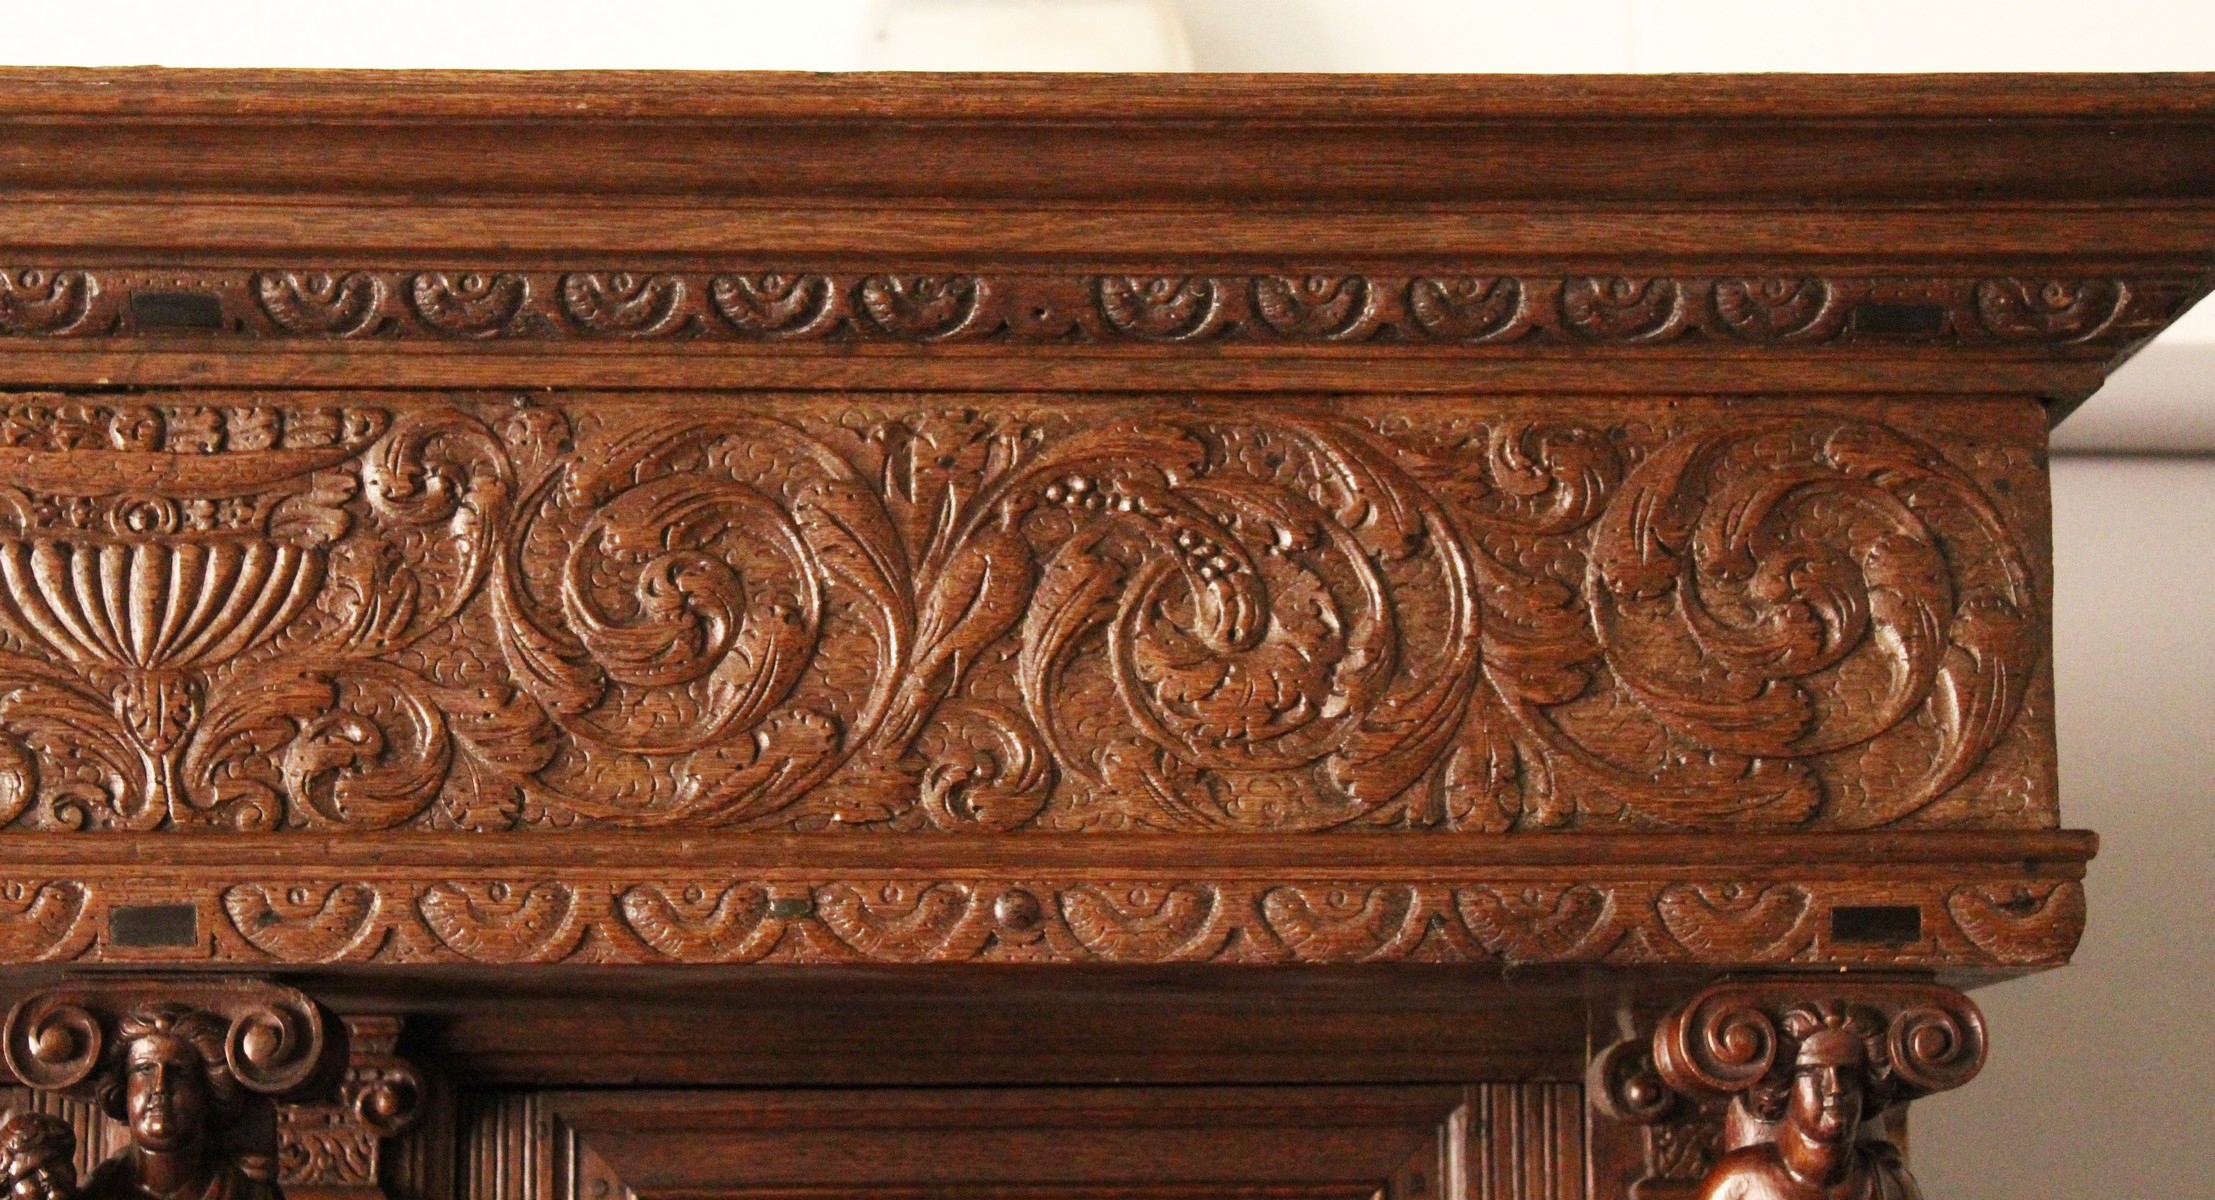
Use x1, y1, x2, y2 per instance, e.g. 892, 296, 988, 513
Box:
0, 393, 2051, 837
0, 856, 2085, 968
0, 268, 2197, 350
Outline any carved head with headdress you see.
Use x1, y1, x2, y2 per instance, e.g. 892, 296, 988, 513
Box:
93, 1003, 245, 1157
1743, 1001, 1892, 1143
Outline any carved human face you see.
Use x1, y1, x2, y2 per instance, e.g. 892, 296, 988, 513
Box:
125, 1034, 209, 1153
1787, 1032, 1866, 1144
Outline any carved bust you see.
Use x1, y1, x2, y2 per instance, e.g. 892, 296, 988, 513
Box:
79, 1003, 279, 1200
1696, 1003, 1919, 1200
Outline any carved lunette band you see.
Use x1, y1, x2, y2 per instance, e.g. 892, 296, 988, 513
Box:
0, 267, 2198, 349
0, 860, 2086, 968
0, 394, 2051, 836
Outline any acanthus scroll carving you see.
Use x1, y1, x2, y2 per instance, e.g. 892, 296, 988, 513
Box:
0, 393, 2045, 835
0, 979, 347, 1200
1597, 981, 1985, 1200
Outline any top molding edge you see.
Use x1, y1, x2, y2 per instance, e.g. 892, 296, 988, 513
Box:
5, 68, 2215, 122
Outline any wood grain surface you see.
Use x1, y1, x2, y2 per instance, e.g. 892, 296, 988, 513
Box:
0, 68, 2204, 1200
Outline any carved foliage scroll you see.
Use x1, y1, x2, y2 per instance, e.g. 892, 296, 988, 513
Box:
0, 393, 2048, 835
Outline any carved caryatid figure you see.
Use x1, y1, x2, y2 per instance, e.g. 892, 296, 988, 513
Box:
1602, 982, 1987, 1200
1696, 1003, 1919, 1200
0, 983, 343, 1200
78, 1003, 280, 1200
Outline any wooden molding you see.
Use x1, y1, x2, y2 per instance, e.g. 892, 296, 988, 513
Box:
0, 831, 2087, 971
0, 268, 2196, 353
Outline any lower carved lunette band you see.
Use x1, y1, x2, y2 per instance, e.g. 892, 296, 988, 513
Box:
0, 833, 2086, 968
1595, 980, 1985, 1200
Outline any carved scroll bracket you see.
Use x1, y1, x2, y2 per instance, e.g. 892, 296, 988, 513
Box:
0, 977, 350, 1200
277, 1016, 426, 1200
1592, 980, 1984, 1200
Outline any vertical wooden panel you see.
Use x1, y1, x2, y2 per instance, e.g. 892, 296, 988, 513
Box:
1471, 1084, 1584, 1200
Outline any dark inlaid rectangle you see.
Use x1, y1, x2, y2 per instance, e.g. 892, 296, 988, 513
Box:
129, 290, 226, 330
1848, 301, 1948, 337
1830, 904, 1924, 946
109, 903, 199, 947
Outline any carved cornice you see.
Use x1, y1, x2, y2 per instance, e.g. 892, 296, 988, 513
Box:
0, 268, 2198, 350
0, 834, 2087, 969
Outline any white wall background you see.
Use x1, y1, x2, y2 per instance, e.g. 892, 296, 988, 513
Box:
3, 3, 2210, 1196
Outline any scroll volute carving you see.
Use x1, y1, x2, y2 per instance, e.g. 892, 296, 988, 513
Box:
0, 979, 345, 1200
1600, 981, 1984, 1200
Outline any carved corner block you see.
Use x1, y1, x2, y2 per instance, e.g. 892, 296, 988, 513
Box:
0, 977, 347, 1200
277, 1016, 427, 1200
1593, 981, 1983, 1200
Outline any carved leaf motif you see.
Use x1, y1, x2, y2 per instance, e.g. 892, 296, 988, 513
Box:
278, 1118, 379, 1188
1262, 884, 1425, 961
813, 882, 982, 960
1713, 278, 1837, 341
1560, 278, 1685, 341
1655, 883, 1815, 958
407, 272, 529, 337
1057, 883, 1223, 960
0, 269, 99, 335
1455, 884, 1612, 961
416, 881, 583, 963
1944, 880, 2086, 965
223, 882, 383, 961
1250, 275, 1378, 339
916, 702, 1053, 832
1405, 276, 1523, 342
708, 273, 841, 338
1095, 276, 1225, 340
1581, 417, 2036, 827
0, 731, 33, 827
254, 271, 389, 336
857, 275, 980, 338
1972, 279, 2125, 341
0, 881, 91, 960
618, 883, 781, 963
888, 517, 1036, 751
558, 272, 688, 337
